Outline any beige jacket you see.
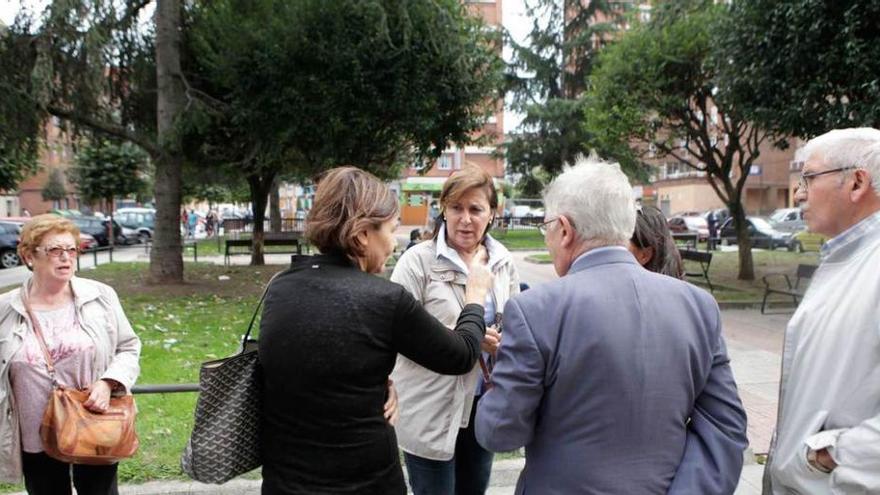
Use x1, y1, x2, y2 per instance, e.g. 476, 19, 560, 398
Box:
0, 276, 141, 482
390, 233, 519, 460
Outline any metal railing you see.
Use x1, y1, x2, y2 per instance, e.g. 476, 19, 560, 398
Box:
492, 216, 544, 231
132, 383, 199, 395
76, 246, 114, 271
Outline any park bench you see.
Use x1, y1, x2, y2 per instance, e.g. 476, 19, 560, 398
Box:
224, 233, 304, 265
679, 248, 714, 293
672, 232, 699, 250
761, 263, 817, 314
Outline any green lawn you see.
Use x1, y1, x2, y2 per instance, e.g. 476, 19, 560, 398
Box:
491, 228, 545, 250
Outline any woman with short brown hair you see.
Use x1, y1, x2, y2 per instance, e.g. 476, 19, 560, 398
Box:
391, 165, 520, 495
258, 167, 495, 494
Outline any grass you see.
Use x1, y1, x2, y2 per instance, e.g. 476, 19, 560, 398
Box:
523, 247, 821, 302
0, 263, 280, 493
490, 228, 545, 250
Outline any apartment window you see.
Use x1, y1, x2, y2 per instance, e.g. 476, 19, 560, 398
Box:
438, 155, 453, 170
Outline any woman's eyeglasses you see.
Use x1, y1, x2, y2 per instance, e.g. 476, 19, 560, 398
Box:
37, 246, 79, 258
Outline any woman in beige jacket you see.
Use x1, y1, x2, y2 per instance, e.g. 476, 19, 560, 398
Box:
391, 166, 520, 495
0, 215, 140, 493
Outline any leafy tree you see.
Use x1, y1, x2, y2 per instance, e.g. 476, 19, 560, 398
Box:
504, 0, 620, 180
41, 168, 67, 202
715, 0, 880, 138
1, 0, 188, 283
584, 1, 774, 280
0, 22, 41, 190
71, 139, 149, 244
183, 0, 504, 264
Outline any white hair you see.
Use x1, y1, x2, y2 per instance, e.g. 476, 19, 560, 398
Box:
543, 155, 636, 246
796, 127, 880, 194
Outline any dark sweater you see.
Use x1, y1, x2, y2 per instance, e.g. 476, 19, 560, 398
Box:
258, 253, 486, 494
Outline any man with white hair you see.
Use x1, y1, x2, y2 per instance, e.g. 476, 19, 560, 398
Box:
763, 128, 880, 494
475, 156, 748, 494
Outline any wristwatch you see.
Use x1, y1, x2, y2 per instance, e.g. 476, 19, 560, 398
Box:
806, 448, 834, 474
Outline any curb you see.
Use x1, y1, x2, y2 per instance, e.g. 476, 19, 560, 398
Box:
26, 458, 529, 495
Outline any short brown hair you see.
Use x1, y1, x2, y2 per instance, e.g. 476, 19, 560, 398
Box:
439, 164, 498, 212
306, 167, 399, 259
435, 165, 498, 238
18, 214, 81, 260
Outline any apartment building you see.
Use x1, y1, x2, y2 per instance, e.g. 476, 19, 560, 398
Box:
15, 118, 82, 216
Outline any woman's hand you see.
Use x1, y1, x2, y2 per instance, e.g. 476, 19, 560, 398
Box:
481, 326, 501, 355
83, 379, 114, 413
465, 246, 494, 306
383, 379, 399, 426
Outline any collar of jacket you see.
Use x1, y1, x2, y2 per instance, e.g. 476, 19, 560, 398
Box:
8, 276, 102, 317
291, 251, 357, 270
568, 246, 638, 276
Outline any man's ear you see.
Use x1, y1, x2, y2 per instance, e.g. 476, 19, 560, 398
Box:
558, 215, 575, 249
851, 169, 873, 202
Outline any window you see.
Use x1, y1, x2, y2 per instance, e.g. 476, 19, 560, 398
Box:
438, 155, 453, 170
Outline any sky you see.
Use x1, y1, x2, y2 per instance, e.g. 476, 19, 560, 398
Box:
0, 0, 532, 129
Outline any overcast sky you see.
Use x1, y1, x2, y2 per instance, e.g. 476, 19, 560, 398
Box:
1, 0, 532, 130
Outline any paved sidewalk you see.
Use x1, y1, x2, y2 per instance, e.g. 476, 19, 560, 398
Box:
60, 459, 765, 494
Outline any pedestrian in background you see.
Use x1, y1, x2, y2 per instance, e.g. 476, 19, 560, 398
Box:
630, 205, 684, 278
763, 128, 880, 494
476, 156, 747, 494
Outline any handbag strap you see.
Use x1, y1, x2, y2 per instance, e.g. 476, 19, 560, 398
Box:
239, 271, 282, 350
21, 292, 60, 387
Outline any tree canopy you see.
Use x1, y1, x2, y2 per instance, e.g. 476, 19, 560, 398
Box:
180, 0, 504, 264
584, 1, 770, 280
504, 0, 620, 178
71, 139, 149, 205
184, 0, 503, 176
714, 0, 880, 137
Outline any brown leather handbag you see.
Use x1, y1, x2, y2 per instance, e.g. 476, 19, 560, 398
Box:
24, 297, 139, 465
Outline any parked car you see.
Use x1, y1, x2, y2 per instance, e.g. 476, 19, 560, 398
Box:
769, 207, 805, 233
0, 221, 21, 268
70, 216, 126, 246
667, 215, 710, 241
789, 230, 826, 253
718, 216, 793, 250
79, 233, 98, 251
115, 208, 155, 243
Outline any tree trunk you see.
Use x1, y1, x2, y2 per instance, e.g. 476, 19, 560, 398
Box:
729, 201, 755, 281
107, 198, 115, 248
151, 0, 185, 283
247, 172, 275, 266
270, 178, 282, 233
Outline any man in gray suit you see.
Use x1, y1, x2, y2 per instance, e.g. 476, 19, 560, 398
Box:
475, 156, 748, 494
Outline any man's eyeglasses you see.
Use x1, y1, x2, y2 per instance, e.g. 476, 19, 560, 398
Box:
538, 217, 560, 236
37, 246, 79, 258
797, 166, 858, 192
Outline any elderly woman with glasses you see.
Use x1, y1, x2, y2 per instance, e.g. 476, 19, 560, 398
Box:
0, 214, 141, 494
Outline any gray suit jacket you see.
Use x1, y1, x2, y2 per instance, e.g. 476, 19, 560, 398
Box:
475, 247, 747, 494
